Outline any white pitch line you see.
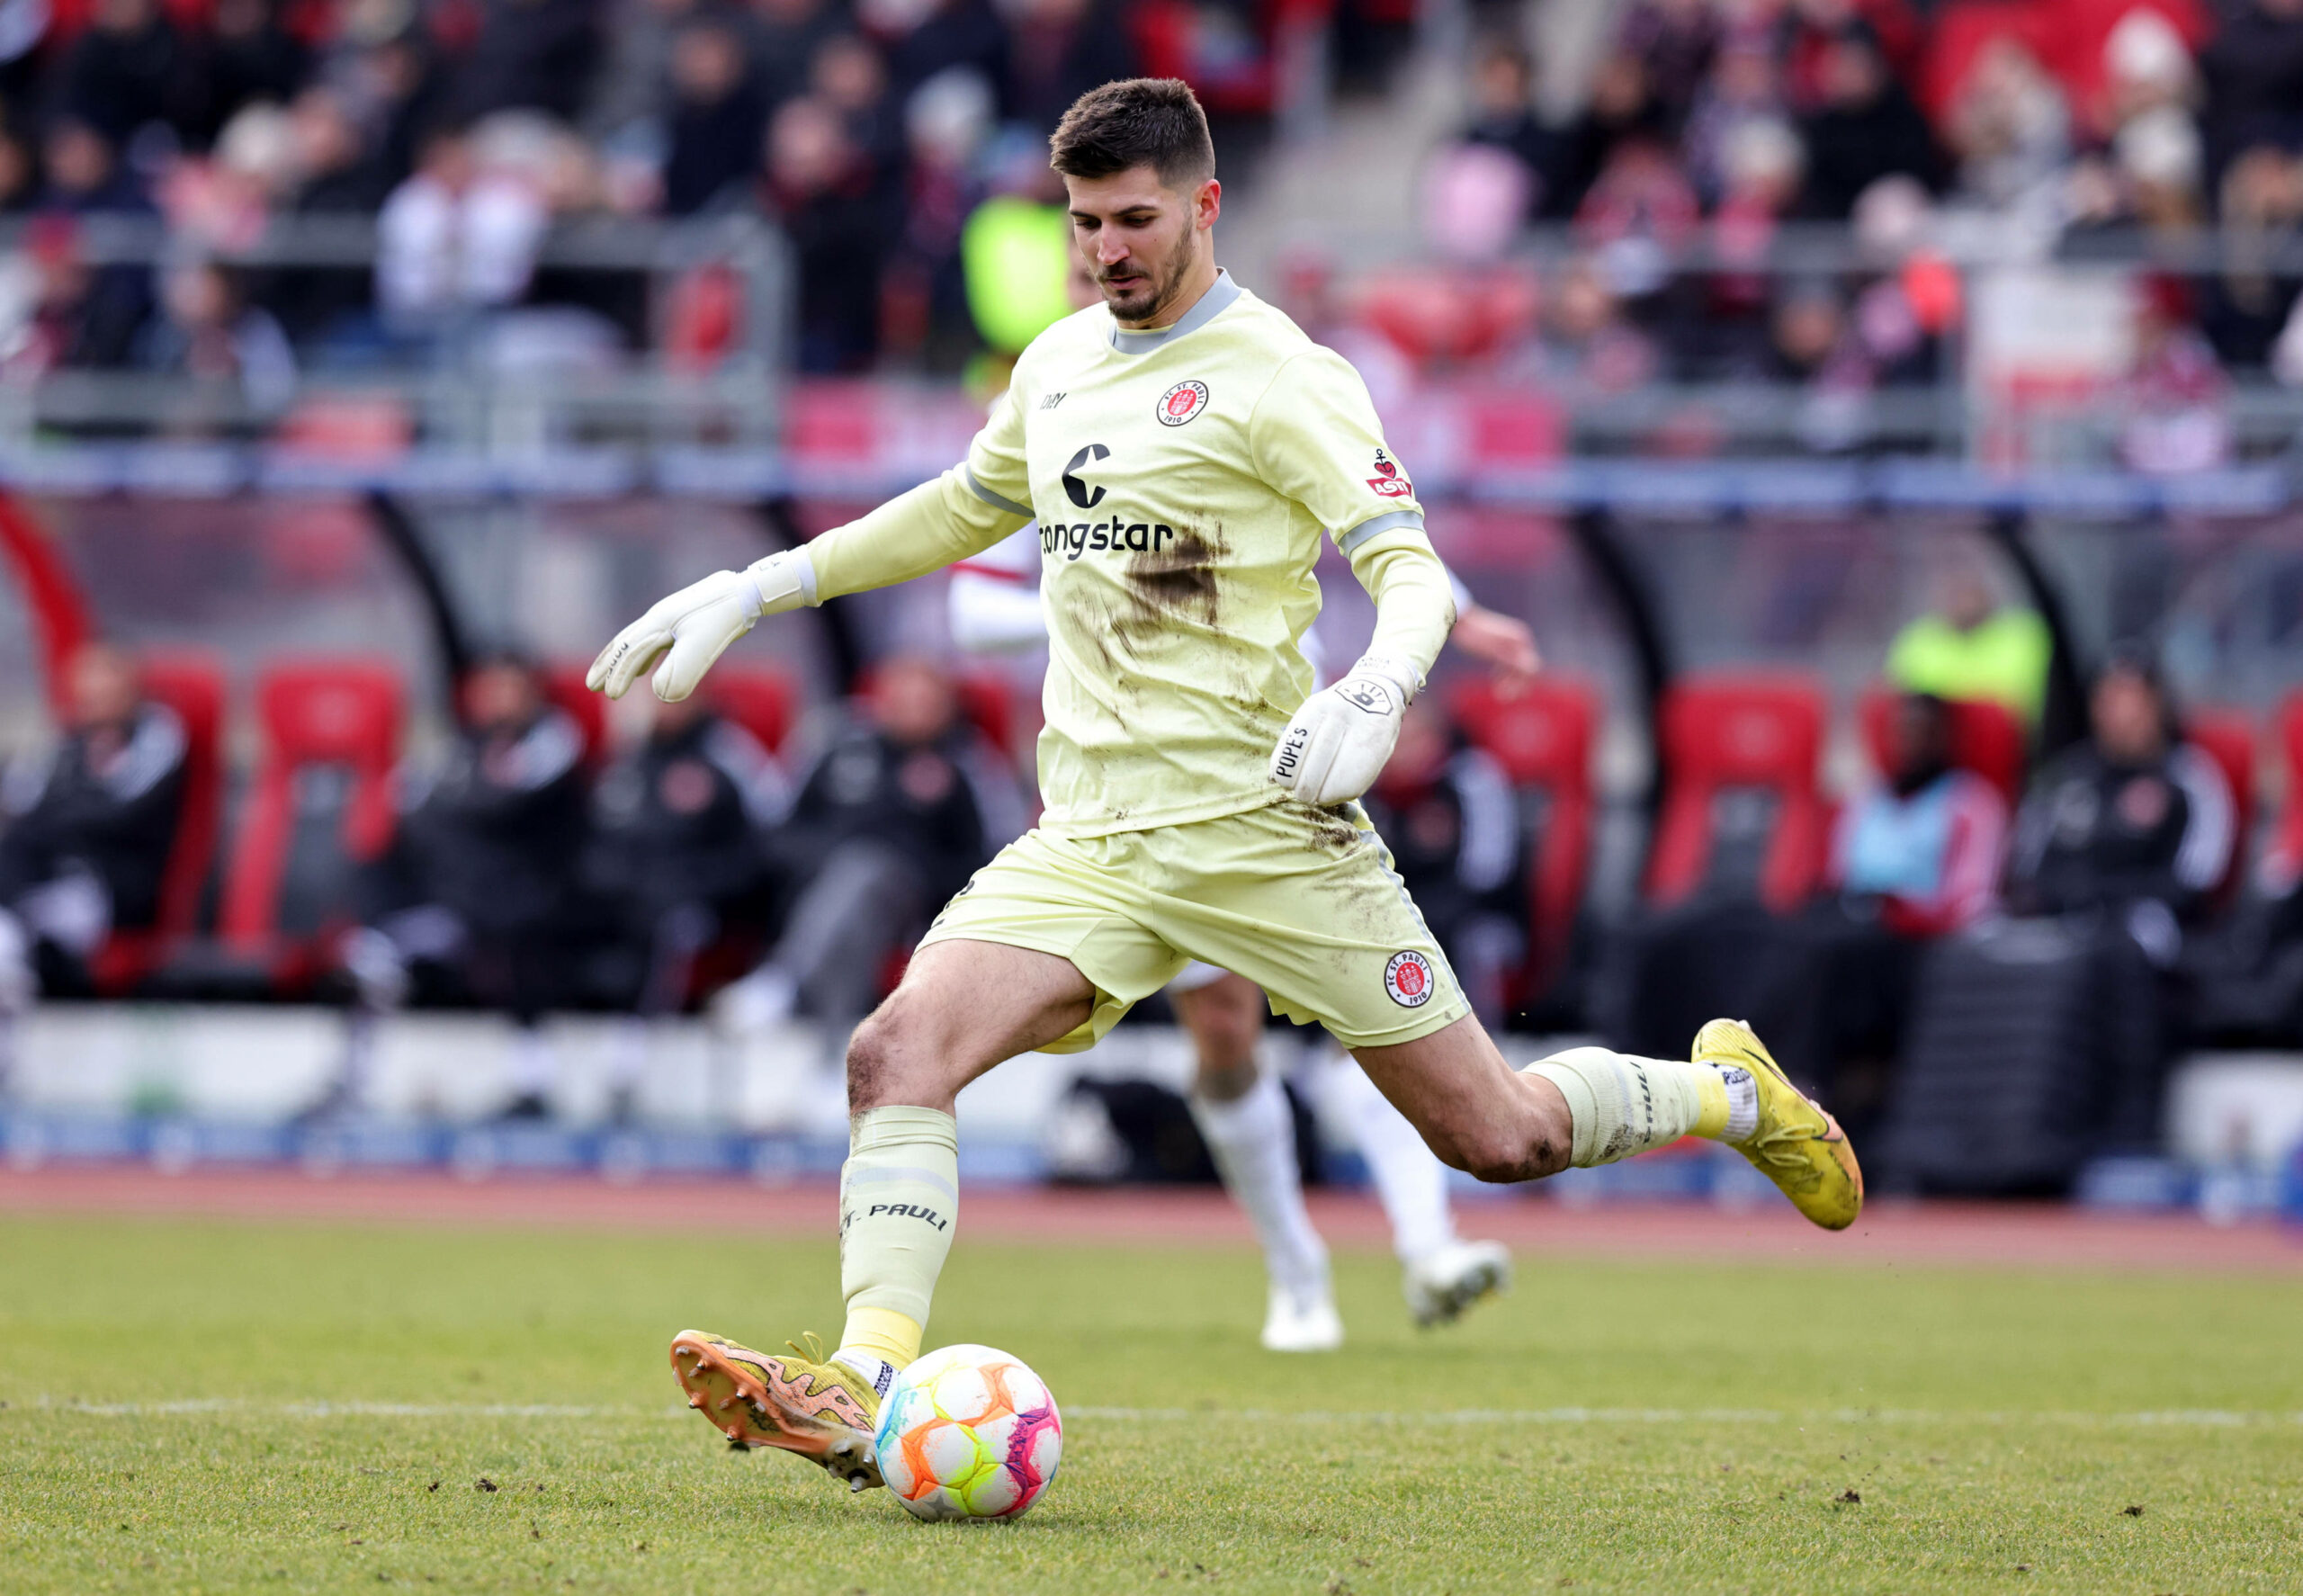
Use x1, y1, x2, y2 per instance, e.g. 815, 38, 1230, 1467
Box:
23, 1398, 2303, 1429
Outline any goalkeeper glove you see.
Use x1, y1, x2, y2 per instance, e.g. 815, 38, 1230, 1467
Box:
586, 548, 816, 702
1268, 653, 1420, 806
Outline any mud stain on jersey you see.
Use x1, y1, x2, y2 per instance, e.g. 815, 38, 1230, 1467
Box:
1119, 524, 1228, 634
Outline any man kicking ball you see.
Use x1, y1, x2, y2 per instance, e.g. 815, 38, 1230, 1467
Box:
587, 76, 1861, 1493
951, 523, 1528, 1349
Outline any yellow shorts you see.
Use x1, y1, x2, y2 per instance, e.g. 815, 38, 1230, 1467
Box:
919, 799, 1469, 1053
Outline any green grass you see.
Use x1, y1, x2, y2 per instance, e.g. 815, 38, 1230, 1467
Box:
1, 1213, 2299, 1593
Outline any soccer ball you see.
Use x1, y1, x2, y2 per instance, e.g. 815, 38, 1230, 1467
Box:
874, 1343, 1062, 1521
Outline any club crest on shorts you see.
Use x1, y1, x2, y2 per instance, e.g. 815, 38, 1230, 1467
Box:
1384, 949, 1436, 1008
1157, 380, 1209, 426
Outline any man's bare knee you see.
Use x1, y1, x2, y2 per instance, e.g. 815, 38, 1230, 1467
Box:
1435, 1119, 1567, 1184
846, 999, 945, 1112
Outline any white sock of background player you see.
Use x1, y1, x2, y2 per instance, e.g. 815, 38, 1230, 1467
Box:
1187, 1071, 1331, 1307
1322, 1051, 1456, 1262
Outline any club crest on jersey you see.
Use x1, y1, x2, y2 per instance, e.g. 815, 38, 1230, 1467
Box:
1367, 448, 1413, 498
1157, 380, 1209, 426
1384, 950, 1436, 1008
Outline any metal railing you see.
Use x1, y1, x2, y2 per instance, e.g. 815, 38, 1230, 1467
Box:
0, 211, 793, 454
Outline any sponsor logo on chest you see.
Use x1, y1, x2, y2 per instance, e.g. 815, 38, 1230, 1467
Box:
1042, 441, 1183, 561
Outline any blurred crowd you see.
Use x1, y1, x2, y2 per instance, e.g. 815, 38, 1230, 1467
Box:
0, 0, 1176, 386
0, 0, 2293, 419
1400, 0, 2303, 455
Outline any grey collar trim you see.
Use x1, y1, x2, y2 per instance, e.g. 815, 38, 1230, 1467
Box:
1109, 270, 1241, 354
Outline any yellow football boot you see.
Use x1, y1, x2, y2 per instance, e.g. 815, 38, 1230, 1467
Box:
669, 1330, 883, 1491
1692, 1018, 1864, 1231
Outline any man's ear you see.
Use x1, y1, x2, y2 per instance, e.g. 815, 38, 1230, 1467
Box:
1196, 176, 1223, 230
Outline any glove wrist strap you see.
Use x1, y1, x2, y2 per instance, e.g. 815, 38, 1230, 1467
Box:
1349, 650, 1423, 705
746, 550, 819, 613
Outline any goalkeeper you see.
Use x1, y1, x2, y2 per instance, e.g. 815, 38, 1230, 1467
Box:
589, 76, 1863, 1492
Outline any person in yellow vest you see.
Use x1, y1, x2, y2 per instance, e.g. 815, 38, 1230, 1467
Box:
1886, 569, 2052, 727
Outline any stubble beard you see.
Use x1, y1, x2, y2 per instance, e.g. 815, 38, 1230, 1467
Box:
1102, 224, 1199, 327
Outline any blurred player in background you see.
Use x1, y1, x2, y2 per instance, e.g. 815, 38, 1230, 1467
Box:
591, 77, 1862, 1493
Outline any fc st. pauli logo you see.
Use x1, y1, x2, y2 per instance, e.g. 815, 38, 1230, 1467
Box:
1157, 380, 1208, 426
1384, 949, 1435, 1008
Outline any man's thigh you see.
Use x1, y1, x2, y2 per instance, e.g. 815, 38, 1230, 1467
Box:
853, 937, 1102, 1112
919, 827, 1190, 1052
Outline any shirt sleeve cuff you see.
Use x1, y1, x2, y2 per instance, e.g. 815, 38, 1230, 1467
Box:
1336, 508, 1425, 557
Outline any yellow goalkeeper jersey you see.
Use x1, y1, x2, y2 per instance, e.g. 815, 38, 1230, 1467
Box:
960, 271, 1429, 838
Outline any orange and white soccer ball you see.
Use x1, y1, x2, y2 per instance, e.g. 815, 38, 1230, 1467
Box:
874, 1343, 1062, 1520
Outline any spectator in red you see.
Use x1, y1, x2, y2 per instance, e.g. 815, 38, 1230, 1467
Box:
1750, 693, 2009, 1137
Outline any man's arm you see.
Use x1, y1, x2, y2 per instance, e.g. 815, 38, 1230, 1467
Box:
590, 388, 1035, 702
1251, 348, 1459, 803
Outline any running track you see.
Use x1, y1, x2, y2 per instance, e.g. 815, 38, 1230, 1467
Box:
1, 1167, 2297, 1273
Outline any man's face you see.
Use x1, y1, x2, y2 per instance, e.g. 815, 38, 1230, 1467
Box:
67, 647, 139, 731
465, 663, 540, 734
2092, 668, 2165, 764
1063, 166, 1218, 326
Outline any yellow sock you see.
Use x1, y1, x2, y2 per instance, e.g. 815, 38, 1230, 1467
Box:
1692, 1071, 1732, 1141
838, 1305, 923, 1372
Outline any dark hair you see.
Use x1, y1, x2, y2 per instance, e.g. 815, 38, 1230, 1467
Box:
1049, 77, 1214, 187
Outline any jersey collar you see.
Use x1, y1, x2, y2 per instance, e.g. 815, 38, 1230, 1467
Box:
1107, 269, 1241, 355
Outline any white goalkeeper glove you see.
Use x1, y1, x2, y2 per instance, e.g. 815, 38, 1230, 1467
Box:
1268, 653, 1421, 806
585, 548, 816, 702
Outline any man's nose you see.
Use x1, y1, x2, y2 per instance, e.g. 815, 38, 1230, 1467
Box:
1096, 235, 1129, 265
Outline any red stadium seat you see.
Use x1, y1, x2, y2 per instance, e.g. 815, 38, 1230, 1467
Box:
1645, 674, 1830, 913
1856, 686, 2028, 808
2269, 694, 2303, 890
538, 665, 609, 767
2184, 708, 2257, 908
217, 661, 404, 978
710, 667, 801, 755
87, 651, 227, 992
1447, 677, 1598, 999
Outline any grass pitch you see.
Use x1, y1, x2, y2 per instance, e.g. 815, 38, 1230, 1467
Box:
1, 1209, 2299, 1594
